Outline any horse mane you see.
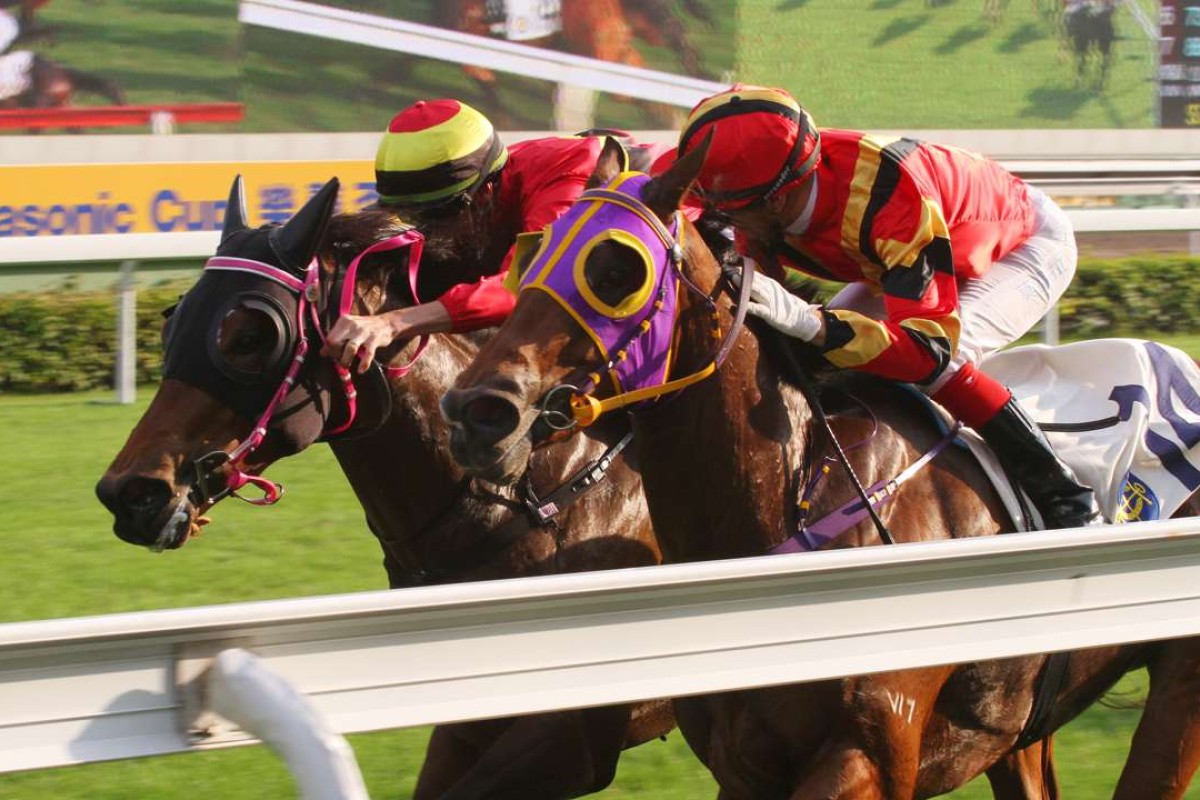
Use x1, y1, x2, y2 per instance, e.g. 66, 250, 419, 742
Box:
324, 208, 411, 257
681, 210, 836, 396
320, 209, 425, 310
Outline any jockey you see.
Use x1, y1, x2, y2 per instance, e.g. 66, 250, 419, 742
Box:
322, 98, 672, 369
0, 0, 44, 55
676, 84, 1098, 531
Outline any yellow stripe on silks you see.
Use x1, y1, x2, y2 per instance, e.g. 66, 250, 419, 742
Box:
875, 197, 950, 269
822, 309, 894, 369
685, 87, 802, 128
901, 312, 962, 355
681, 86, 801, 131
841, 134, 900, 274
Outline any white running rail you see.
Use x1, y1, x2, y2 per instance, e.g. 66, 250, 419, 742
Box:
2, 519, 1200, 781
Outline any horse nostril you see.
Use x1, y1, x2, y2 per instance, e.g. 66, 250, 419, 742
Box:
115, 476, 174, 519
462, 394, 519, 439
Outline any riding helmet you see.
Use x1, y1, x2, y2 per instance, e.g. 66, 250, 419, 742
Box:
678, 84, 821, 211
374, 99, 509, 208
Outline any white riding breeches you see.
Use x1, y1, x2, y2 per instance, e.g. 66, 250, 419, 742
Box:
826, 186, 1077, 393
0, 10, 19, 55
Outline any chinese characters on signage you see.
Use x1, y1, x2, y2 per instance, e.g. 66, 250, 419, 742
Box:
1159, 2, 1200, 127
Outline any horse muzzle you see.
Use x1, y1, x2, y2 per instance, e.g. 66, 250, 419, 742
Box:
95, 472, 197, 551
441, 386, 531, 485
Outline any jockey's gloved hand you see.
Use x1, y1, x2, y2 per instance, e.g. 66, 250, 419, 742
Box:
738, 265, 823, 342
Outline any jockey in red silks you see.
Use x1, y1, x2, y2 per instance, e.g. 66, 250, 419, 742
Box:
674, 84, 1098, 531
323, 98, 676, 367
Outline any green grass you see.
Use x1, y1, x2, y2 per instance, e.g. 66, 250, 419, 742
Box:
737, 0, 1156, 129
5, 333, 1200, 798
24, 0, 1155, 133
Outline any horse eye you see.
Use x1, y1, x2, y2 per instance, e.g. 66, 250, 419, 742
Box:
229, 330, 262, 356
584, 241, 648, 308
216, 306, 280, 373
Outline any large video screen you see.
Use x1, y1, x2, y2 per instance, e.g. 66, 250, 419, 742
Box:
0, 1, 1165, 135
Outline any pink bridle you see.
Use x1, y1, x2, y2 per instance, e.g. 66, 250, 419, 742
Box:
198, 229, 425, 506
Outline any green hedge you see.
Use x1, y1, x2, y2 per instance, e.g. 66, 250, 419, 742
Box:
1063, 256, 1200, 338
0, 281, 190, 393
2, 257, 1198, 394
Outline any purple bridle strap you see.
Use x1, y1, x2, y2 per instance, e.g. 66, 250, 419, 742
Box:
770, 421, 962, 554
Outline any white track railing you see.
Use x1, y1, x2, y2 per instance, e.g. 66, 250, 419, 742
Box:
238, 0, 725, 130
3, 519, 1200, 780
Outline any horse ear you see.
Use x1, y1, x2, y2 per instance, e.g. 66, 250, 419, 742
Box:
221, 174, 249, 242
644, 132, 711, 219
270, 177, 340, 274
585, 137, 627, 190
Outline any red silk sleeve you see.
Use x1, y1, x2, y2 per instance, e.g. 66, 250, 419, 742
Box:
437, 274, 517, 333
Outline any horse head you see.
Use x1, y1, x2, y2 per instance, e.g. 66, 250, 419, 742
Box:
442, 136, 729, 484
95, 176, 423, 550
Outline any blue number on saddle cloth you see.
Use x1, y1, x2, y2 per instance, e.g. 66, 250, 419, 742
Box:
1111, 342, 1200, 522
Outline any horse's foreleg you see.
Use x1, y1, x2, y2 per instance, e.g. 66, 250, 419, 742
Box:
1113, 640, 1200, 800
414, 707, 634, 800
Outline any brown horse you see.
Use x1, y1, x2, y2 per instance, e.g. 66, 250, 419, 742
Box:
94, 177, 675, 799
441, 139, 1200, 798
435, 0, 712, 127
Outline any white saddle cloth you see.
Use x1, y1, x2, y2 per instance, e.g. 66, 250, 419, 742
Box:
981, 338, 1200, 524
0, 49, 33, 102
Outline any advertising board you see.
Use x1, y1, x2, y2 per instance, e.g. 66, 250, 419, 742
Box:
0, 162, 376, 237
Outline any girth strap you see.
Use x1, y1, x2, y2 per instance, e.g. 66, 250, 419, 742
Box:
771, 422, 961, 554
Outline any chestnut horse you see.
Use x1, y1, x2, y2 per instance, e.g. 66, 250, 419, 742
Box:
441, 139, 1200, 798
94, 177, 674, 799
435, 0, 713, 127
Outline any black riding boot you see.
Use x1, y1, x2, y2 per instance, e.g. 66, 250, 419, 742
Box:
977, 397, 1100, 530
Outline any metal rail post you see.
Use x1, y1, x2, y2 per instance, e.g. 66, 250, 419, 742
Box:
1188, 192, 1200, 257
115, 260, 137, 404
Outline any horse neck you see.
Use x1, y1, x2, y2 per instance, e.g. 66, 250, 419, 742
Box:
632, 250, 814, 562
325, 324, 486, 580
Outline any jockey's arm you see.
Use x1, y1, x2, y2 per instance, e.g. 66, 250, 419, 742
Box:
818, 215, 960, 384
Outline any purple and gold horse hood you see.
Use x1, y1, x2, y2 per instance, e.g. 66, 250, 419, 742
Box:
515, 172, 683, 394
